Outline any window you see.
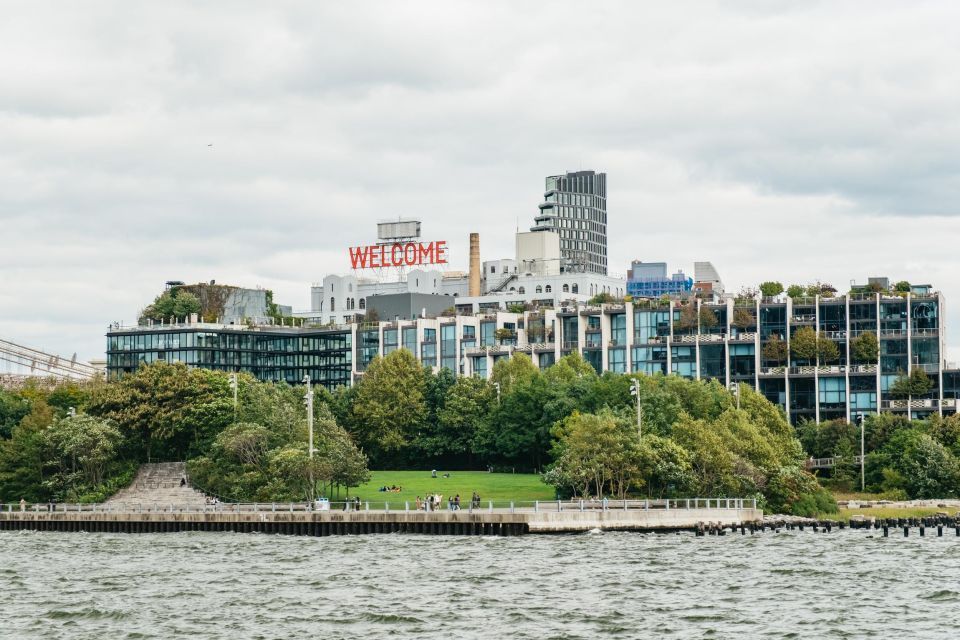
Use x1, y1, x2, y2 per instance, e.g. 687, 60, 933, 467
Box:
572, 284, 579, 294
359, 298, 366, 310
330, 297, 335, 312
563, 284, 570, 293
518, 287, 525, 294
491, 266, 496, 274
536, 286, 542, 294
545, 285, 552, 293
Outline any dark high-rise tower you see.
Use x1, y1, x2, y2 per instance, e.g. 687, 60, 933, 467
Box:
531, 170, 607, 275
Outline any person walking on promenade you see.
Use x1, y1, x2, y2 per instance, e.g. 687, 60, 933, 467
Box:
415, 496, 422, 511
19, 498, 25, 512
454, 494, 461, 511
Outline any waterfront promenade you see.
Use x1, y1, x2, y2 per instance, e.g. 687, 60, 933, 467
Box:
0, 499, 761, 536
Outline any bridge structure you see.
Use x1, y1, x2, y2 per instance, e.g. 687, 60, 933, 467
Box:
0, 337, 102, 388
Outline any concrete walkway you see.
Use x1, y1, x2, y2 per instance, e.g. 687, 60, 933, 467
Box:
105, 462, 209, 509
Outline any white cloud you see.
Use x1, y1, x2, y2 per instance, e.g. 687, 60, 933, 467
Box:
2, 1, 960, 362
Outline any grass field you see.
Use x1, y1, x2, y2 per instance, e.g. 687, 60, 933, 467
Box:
347, 470, 555, 504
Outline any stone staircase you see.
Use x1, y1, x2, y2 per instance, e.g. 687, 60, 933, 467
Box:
105, 462, 210, 509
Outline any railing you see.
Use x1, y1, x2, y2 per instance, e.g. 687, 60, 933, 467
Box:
2, 497, 758, 515
883, 398, 943, 409
806, 456, 863, 470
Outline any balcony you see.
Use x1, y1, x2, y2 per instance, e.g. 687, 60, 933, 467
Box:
792, 315, 816, 324
848, 364, 878, 374
760, 367, 786, 376
731, 332, 757, 342
882, 398, 942, 409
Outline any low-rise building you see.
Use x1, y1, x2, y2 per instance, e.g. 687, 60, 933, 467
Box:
107, 285, 958, 425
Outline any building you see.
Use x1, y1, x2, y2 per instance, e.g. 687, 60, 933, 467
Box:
626, 262, 693, 299
531, 170, 608, 275
107, 284, 959, 425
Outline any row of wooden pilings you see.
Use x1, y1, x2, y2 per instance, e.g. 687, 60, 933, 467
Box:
695, 514, 960, 538
0, 517, 528, 537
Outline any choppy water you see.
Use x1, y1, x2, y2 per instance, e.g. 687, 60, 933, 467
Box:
2, 529, 959, 639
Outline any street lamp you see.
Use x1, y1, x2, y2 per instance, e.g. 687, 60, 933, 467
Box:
855, 412, 865, 491
303, 375, 315, 501
228, 373, 238, 418
629, 379, 643, 440
729, 382, 740, 411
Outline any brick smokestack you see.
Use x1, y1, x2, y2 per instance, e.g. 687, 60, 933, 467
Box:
469, 232, 481, 297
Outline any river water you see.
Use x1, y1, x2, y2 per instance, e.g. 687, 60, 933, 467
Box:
2, 529, 959, 639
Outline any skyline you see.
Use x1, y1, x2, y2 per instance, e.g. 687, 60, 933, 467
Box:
3, 1, 960, 362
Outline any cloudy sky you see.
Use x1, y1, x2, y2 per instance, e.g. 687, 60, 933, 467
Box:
2, 1, 960, 363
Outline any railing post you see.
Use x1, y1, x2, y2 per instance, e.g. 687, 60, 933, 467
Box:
488, 500, 493, 513
405, 501, 410, 512
385, 503, 389, 513
534, 501, 539, 512
510, 501, 514, 514
580, 499, 584, 512
665, 499, 670, 511
558, 500, 562, 513
623, 499, 627, 511
365, 502, 369, 511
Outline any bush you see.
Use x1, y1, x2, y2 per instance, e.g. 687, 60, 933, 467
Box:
765, 466, 837, 515
789, 488, 838, 518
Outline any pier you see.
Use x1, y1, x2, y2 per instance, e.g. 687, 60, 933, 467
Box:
0, 499, 761, 536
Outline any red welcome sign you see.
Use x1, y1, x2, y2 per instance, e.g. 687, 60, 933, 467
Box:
349, 241, 448, 269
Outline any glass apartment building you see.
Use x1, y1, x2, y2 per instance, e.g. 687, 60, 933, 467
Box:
531, 170, 608, 275
107, 290, 959, 424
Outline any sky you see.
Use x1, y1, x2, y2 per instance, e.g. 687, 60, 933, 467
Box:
2, 1, 960, 364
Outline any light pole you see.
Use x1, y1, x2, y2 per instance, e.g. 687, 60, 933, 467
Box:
630, 380, 643, 440
228, 373, 238, 418
303, 375, 315, 501
729, 382, 740, 411
493, 382, 501, 405
855, 412, 865, 491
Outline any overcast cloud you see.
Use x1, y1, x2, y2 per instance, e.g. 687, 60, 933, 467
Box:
2, 0, 960, 363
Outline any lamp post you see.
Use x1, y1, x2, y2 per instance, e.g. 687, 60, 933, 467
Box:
729, 382, 740, 411
303, 375, 315, 501
228, 373, 238, 418
630, 379, 643, 440
855, 412, 865, 491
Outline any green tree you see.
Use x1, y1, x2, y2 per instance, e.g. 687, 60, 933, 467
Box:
732, 308, 756, 330
786, 284, 805, 298
698, 307, 718, 331
588, 292, 617, 305
894, 280, 911, 293
46, 414, 123, 488
140, 289, 201, 322
636, 434, 694, 498
850, 332, 879, 363
548, 410, 641, 499
427, 376, 495, 464
890, 367, 933, 399
0, 389, 30, 439
675, 305, 698, 332
350, 349, 427, 458
490, 352, 539, 395
0, 400, 56, 502
790, 326, 818, 362
762, 335, 788, 364
817, 335, 840, 364
758, 281, 784, 298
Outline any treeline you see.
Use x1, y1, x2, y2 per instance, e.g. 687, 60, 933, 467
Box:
326, 350, 832, 515
799, 413, 960, 499
0, 364, 369, 504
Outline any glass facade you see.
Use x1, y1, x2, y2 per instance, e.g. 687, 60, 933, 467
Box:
107, 292, 956, 424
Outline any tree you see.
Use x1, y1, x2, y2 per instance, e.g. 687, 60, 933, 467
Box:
850, 332, 879, 363
46, 414, 123, 488
140, 289, 201, 322
817, 335, 840, 364
894, 280, 911, 293
490, 352, 539, 395
759, 281, 784, 298
427, 377, 495, 464
548, 410, 641, 499
762, 335, 788, 364
675, 304, 698, 332
732, 308, 756, 330
890, 367, 933, 399
698, 307, 718, 331
636, 434, 694, 498
350, 349, 427, 458
588, 292, 617, 305
790, 326, 818, 362
786, 284, 805, 298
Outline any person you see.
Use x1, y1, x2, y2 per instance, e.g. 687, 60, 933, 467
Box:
454, 494, 460, 511
19, 498, 25, 512
415, 496, 422, 511
354, 496, 361, 510
180, 477, 186, 487
447, 496, 453, 511
431, 469, 437, 478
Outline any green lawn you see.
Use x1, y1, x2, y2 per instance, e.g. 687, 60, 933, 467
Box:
347, 470, 555, 504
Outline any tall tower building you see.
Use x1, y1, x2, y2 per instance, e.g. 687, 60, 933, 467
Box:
531, 170, 607, 275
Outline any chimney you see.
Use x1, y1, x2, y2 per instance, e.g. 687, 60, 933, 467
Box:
469, 232, 481, 297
